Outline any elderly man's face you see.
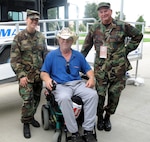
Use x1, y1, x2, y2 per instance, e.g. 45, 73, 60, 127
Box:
98, 8, 112, 24
58, 37, 73, 50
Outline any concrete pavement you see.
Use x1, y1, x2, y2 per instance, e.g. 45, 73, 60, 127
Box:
0, 43, 150, 142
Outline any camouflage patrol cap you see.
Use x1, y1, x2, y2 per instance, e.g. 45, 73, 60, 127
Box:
97, 2, 110, 10
26, 9, 40, 19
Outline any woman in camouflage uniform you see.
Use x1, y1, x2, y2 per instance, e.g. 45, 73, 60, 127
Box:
10, 9, 47, 138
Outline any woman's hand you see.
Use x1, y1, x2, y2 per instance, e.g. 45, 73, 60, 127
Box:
19, 77, 29, 87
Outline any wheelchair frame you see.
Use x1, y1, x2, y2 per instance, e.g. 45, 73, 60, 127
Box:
41, 83, 97, 142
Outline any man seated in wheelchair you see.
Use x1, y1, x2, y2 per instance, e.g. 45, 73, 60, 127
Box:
40, 27, 98, 142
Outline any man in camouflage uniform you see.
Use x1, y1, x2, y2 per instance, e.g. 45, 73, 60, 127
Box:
10, 9, 47, 138
81, 2, 143, 132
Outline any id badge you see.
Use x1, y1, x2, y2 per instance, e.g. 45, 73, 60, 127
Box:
100, 46, 107, 58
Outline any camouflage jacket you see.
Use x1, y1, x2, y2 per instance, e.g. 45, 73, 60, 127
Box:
10, 29, 47, 83
81, 19, 143, 75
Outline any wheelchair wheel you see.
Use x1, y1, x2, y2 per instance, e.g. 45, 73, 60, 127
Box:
52, 130, 62, 142
41, 105, 49, 130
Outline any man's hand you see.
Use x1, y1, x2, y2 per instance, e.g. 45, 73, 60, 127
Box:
85, 70, 95, 88
45, 79, 57, 91
40, 72, 56, 91
85, 78, 95, 88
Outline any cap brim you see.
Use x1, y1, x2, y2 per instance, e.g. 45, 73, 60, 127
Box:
97, 6, 109, 10
61, 35, 72, 39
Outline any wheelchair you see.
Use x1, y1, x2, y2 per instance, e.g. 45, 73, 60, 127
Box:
41, 80, 97, 142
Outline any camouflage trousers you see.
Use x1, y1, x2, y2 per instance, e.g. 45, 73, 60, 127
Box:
19, 81, 42, 123
95, 71, 126, 116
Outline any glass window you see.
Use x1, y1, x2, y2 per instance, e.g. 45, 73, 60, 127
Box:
8, 11, 24, 21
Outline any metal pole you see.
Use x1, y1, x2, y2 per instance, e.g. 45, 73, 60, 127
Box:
120, 0, 124, 20
64, 3, 69, 27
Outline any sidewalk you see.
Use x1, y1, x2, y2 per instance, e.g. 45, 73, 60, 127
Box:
0, 43, 150, 142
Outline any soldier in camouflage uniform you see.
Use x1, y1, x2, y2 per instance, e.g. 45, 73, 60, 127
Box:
10, 9, 47, 138
81, 2, 143, 132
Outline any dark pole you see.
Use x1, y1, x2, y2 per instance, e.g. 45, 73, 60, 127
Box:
64, 3, 69, 27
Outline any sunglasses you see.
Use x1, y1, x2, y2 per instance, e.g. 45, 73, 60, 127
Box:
66, 62, 70, 74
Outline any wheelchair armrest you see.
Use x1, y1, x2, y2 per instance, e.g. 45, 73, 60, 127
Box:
81, 74, 89, 80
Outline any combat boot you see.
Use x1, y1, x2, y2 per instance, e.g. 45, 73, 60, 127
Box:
23, 123, 31, 138
97, 115, 104, 130
104, 113, 111, 131
31, 118, 40, 127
